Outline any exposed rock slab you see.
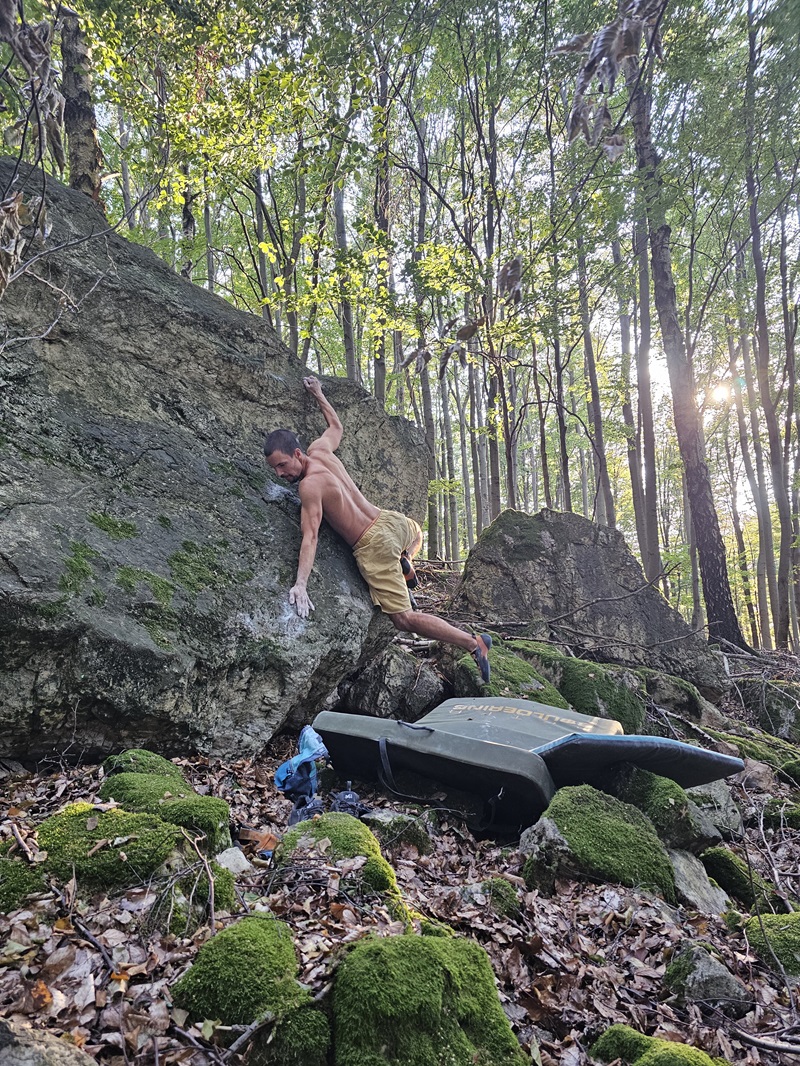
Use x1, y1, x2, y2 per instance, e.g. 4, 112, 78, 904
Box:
0, 1020, 96, 1066
449, 509, 726, 698
667, 849, 730, 914
0, 161, 427, 761
335, 644, 444, 721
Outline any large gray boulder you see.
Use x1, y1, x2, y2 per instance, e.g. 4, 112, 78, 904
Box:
0, 162, 427, 761
449, 508, 726, 698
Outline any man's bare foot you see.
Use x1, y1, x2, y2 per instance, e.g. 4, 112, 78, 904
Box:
472, 633, 492, 683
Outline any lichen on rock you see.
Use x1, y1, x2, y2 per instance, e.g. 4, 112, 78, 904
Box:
172, 915, 308, 1024
332, 934, 528, 1066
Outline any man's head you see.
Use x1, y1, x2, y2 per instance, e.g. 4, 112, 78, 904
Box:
264, 429, 305, 483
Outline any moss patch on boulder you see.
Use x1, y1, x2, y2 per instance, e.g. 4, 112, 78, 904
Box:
278, 813, 399, 898
482, 877, 520, 919
522, 785, 675, 901
38, 802, 180, 889
704, 727, 800, 769
745, 912, 800, 975
763, 798, 800, 830
700, 847, 779, 912
332, 934, 527, 1066
454, 640, 570, 704
103, 749, 186, 780
508, 642, 645, 733
592, 1023, 730, 1065
172, 915, 307, 1024
151, 862, 237, 937
265, 1008, 331, 1066
99, 772, 232, 852
0, 857, 46, 911
613, 768, 696, 849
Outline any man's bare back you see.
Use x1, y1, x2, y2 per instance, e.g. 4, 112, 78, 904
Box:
302, 443, 379, 548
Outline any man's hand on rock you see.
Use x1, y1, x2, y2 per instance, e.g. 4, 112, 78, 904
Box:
289, 583, 315, 619
303, 376, 324, 400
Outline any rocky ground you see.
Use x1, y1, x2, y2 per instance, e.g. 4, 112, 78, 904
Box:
2, 699, 800, 1066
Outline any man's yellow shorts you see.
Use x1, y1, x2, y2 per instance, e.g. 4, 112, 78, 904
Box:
352, 510, 422, 614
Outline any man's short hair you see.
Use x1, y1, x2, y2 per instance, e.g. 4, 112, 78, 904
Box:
264, 429, 303, 457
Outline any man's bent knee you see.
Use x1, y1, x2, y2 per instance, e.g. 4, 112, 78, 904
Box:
390, 610, 415, 632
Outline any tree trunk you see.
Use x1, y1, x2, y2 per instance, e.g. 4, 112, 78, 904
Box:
61, 13, 103, 205
635, 210, 663, 584
628, 59, 746, 648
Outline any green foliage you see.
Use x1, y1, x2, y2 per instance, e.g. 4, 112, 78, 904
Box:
0, 858, 46, 912
38, 802, 180, 889
332, 935, 528, 1066
172, 915, 308, 1025
89, 513, 138, 539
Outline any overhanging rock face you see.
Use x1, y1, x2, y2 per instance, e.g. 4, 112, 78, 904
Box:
0, 161, 427, 761
449, 508, 727, 699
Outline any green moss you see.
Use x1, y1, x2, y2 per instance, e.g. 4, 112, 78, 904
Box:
103, 749, 186, 779
763, 798, 800, 830
89, 513, 138, 540
268, 1008, 331, 1066
0, 857, 46, 911
613, 768, 693, 847
172, 915, 308, 1025
524, 785, 675, 901
59, 542, 99, 594
169, 540, 232, 594
333, 934, 528, 1066
116, 567, 174, 607
482, 877, 520, 919
592, 1024, 729, 1065
745, 912, 800, 975
37, 596, 69, 619
38, 802, 180, 889
700, 847, 778, 911
99, 773, 232, 851
158, 515, 172, 529
704, 727, 800, 769
508, 642, 644, 732
480, 644, 569, 706
368, 814, 433, 855
780, 758, 800, 786
279, 812, 400, 898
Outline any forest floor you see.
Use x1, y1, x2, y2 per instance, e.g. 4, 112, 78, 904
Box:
2, 726, 800, 1066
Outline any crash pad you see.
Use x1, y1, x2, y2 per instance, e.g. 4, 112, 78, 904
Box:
314, 696, 744, 831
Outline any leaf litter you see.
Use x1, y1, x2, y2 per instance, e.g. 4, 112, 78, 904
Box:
1, 745, 799, 1065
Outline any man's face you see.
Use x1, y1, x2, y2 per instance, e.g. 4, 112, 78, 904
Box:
266, 448, 304, 483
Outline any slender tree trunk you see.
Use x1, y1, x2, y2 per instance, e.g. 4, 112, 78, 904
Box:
531, 338, 553, 509
635, 210, 662, 583
333, 186, 357, 379
724, 434, 760, 646
453, 371, 475, 550
117, 107, 133, 227
628, 58, 746, 648
421, 364, 438, 557
61, 13, 103, 205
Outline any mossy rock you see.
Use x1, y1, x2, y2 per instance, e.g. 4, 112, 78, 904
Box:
780, 758, 800, 787
278, 813, 399, 898
745, 912, 800, 975
172, 915, 308, 1025
98, 773, 232, 851
364, 812, 434, 856
763, 798, 800, 830
592, 1023, 730, 1065
258, 1007, 331, 1066
103, 749, 187, 780
612, 768, 697, 850
482, 877, 520, 919
700, 846, 780, 912
332, 934, 528, 1066
704, 726, 800, 769
454, 639, 568, 706
521, 785, 675, 902
637, 669, 709, 721
737, 679, 800, 745
507, 642, 645, 733
38, 802, 180, 889
0, 857, 46, 911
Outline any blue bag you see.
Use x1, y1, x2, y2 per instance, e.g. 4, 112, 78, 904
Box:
274, 725, 328, 800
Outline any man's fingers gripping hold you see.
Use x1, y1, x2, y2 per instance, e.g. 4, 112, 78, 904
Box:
289, 585, 315, 619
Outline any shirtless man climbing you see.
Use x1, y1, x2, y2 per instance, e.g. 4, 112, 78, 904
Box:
264, 375, 492, 682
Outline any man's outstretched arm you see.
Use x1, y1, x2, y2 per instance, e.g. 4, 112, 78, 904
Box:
304, 376, 342, 452
289, 481, 323, 619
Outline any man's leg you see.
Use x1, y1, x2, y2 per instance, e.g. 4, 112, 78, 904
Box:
390, 609, 492, 682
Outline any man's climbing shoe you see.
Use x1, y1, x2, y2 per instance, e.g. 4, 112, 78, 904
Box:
330, 782, 371, 817
400, 551, 419, 590
472, 633, 492, 684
